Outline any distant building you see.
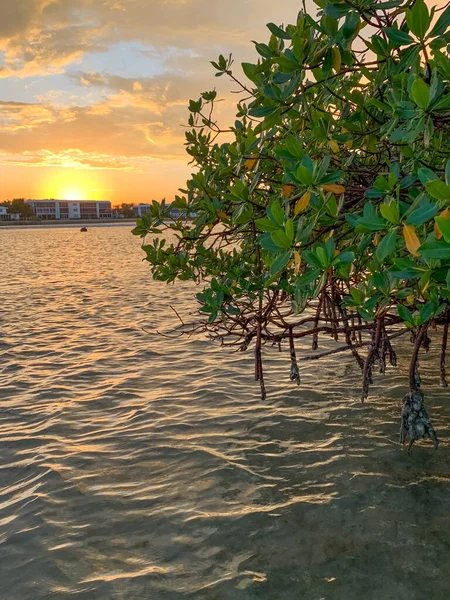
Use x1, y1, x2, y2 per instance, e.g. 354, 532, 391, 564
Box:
133, 204, 151, 217
25, 200, 112, 220
0, 206, 20, 221
132, 203, 197, 219
169, 206, 184, 219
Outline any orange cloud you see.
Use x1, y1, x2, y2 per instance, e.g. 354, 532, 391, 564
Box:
0, 0, 311, 202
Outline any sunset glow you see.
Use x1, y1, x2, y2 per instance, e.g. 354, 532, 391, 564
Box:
0, 0, 302, 206
60, 189, 87, 201
39, 170, 103, 202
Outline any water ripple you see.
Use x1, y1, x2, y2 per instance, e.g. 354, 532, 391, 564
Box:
1, 226, 450, 599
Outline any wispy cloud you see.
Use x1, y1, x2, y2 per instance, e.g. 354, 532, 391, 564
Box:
0, 148, 140, 170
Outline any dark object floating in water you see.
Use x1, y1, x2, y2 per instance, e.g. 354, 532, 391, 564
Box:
80, 227, 88, 232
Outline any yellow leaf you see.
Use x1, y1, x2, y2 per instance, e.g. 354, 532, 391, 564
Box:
332, 47, 341, 73
407, 294, 415, 305
217, 210, 228, 219
245, 156, 257, 170
373, 233, 379, 247
207, 223, 214, 231
282, 184, 294, 198
324, 230, 334, 242
435, 208, 450, 239
294, 191, 311, 215
293, 250, 301, 274
345, 139, 353, 149
403, 224, 420, 256
321, 184, 345, 194
330, 139, 340, 154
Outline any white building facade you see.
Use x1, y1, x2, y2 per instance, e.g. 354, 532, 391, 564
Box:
25, 200, 112, 220
133, 204, 151, 217
0, 206, 20, 221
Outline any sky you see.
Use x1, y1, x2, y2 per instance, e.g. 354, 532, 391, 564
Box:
0, 0, 303, 205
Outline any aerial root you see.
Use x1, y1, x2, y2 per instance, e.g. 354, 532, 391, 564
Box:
361, 317, 383, 402
288, 328, 300, 385
399, 390, 439, 452
440, 322, 449, 388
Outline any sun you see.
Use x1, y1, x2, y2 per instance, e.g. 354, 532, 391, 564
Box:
60, 187, 87, 201
41, 170, 107, 201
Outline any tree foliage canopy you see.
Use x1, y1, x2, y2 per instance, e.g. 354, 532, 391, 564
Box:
133, 0, 450, 449
0, 199, 34, 218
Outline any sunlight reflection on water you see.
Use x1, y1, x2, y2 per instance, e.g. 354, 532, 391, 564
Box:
1, 225, 450, 599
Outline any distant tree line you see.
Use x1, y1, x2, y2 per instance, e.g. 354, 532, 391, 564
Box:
116, 203, 135, 218
0, 199, 34, 218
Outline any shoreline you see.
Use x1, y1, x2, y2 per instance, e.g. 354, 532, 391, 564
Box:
0, 219, 136, 229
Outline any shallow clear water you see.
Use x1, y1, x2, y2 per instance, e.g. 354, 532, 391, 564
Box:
1, 225, 450, 600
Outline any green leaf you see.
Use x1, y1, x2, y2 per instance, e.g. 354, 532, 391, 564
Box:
419, 302, 435, 324
256, 217, 280, 232
269, 201, 284, 225
271, 229, 292, 249
389, 126, 408, 143
390, 268, 420, 279
445, 158, 450, 187
376, 229, 398, 262
285, 135, 305, 158
404, 116, 425, 142
316, 246, 329, 268
334, 250, 354, 266
285, 218, 294, 243
371, 34, 390, 56
350, 287, 365, 304
419, 270, 432, 292
356, 215, 387, 231
303, 249, 324, 269
248, 105, 278, 118
426, 180, 450, 202
411, 78, 430, 109
270, 251, 292, 275
325, 2, 350, 18
398, 304, 413, 323
259, 233, 282, 253
406, 200, 438, 225
418, 167, 438, 185
431, 94, 450, 112
435, 216, 450, 242
390, 259, 420, 278
429, 4, 450, 37
419, 239, 450, 260
342, 11, 359, 40
384, 27, 414, 46
241, 62, 258, 83
380, 200, 399, 224
296, 165, 314, 186
266, 22, 291, 40
377, 0, 403, 7
406, 0, 430, 40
